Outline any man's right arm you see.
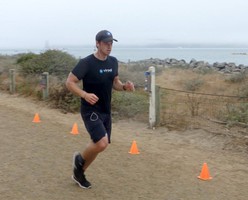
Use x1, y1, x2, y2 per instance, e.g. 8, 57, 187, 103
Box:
66, 72, 99, 105
66, 72, 87, 99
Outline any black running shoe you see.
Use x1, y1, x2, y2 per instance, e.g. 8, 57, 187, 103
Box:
72, 152, 84, 178
72, 152, 91, 189
72, 173, 92, 189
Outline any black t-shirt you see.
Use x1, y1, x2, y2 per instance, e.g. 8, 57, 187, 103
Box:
72, 54, 118, 114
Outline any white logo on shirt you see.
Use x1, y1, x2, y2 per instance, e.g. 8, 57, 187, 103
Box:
99, 68, 112, 74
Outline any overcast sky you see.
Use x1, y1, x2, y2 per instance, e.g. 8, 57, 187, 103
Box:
1, 0, 248, 48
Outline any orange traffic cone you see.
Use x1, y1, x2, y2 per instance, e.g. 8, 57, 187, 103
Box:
70, 123, 79, 135
198, 162, 212, 180
32, 113, 41, 123
129, 140, 140, 154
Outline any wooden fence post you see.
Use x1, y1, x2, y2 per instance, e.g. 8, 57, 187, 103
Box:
155, 85, 160, 126
148, 66, 156, 128
9, 69, 16, 94
145, 66, 158, 128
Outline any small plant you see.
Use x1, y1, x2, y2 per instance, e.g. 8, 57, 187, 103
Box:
238, 84, 248, 98
225, 103, 248, 124
194, 67, 214, 75
225, 73, 247, 83
183, 78, 204, 91
186, 94, 200, 116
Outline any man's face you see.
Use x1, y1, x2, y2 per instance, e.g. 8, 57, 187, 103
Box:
97, 41, 113, 56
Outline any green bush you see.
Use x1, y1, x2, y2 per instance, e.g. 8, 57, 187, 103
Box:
111, 90, 149, 121
18, 50, 78, 78
16, 53, 38, 64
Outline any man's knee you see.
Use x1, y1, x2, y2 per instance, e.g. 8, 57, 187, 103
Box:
95, 135, 108, 152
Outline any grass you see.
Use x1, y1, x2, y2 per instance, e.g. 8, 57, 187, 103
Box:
156, 68, 248, 129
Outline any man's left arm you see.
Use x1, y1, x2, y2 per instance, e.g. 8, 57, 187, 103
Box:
113, 76, 135, 91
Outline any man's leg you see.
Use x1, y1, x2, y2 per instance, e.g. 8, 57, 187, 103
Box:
72, 134, 108, 189
80, 112, 110, 171
82, 134, 109, 171
72, 152, 91, 189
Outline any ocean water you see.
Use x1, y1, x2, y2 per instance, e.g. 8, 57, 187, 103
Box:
1, 46, 248, 66
112, 47, 248, 65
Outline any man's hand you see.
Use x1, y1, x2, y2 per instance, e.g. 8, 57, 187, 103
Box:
123, 81, 135, 92
84, 93, 99, 105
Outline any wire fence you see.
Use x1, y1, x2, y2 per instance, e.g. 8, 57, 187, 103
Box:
157, 86, 248, 129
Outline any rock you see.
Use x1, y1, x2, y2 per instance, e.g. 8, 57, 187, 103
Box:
126, 57, 248, 74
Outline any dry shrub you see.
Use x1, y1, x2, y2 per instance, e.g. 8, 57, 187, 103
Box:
16, 75, 42, 97
0, 72, 9, 90
225, 72, 247, 83
160, 111, 190, 131
48, 76, 81, 112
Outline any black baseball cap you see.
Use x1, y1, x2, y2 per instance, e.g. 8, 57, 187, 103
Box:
95, 30, 118, 42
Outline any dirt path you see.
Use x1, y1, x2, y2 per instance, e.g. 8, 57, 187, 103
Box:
0, 92, 248, 200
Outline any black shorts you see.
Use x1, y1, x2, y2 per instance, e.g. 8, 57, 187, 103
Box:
81, 111, 112, 143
